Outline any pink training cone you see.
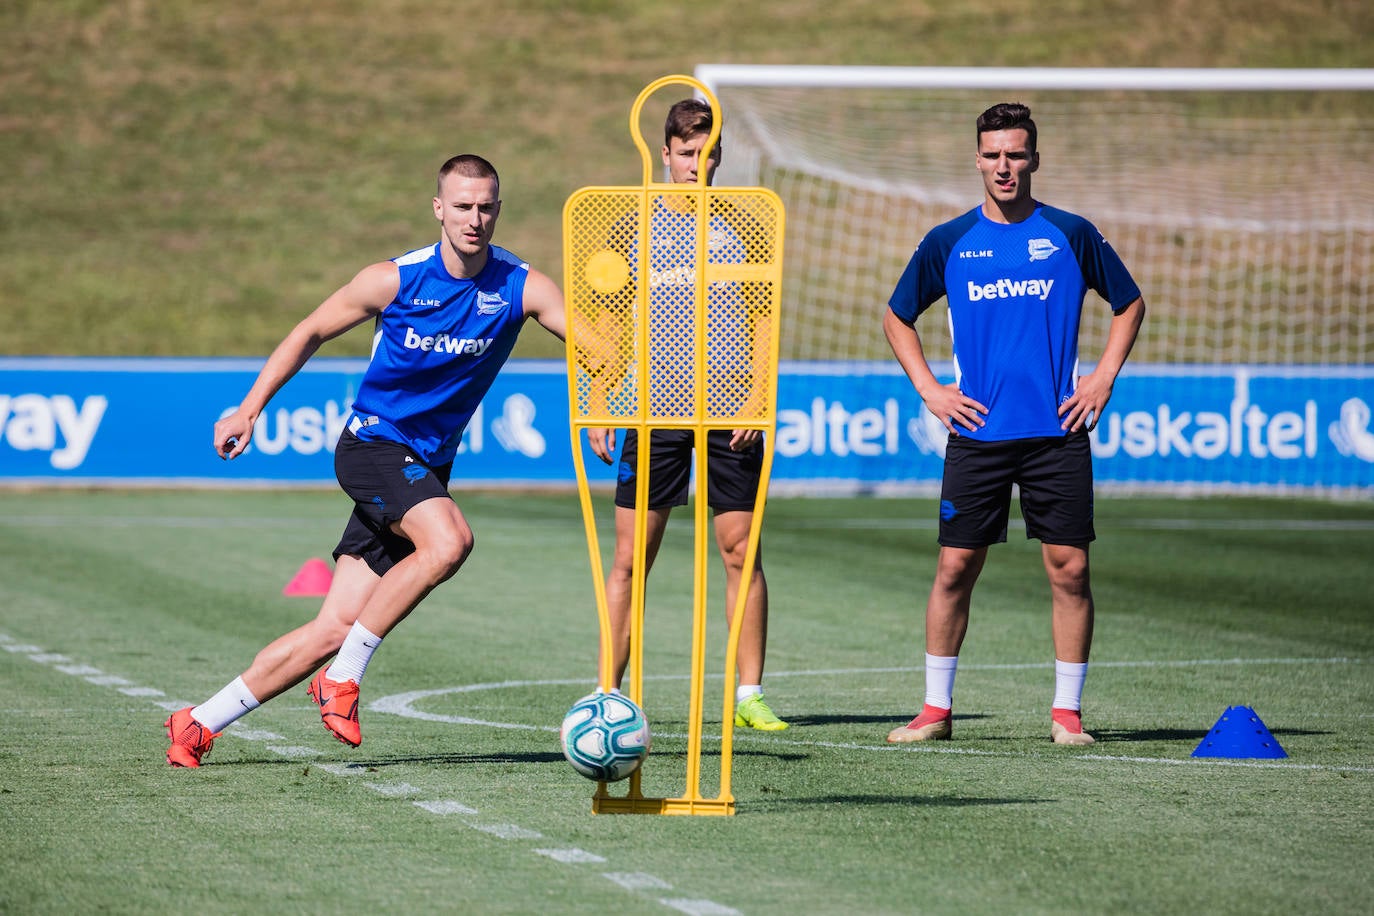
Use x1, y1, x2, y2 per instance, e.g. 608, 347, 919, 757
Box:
283, 558, 333, 597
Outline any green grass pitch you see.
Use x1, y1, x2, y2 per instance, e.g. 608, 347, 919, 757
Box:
2, 489, 1371, 914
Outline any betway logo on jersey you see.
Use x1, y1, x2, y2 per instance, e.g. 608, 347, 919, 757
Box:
650, 265, 695, 288
403, 327, 492, 355
967, 277, 1055, 302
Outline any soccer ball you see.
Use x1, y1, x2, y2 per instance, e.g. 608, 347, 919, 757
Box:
559, 692, 650, 782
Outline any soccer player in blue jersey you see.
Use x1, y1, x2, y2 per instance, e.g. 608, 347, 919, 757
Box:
883, 103, 1145, 746
584, 99, 787, 731
165, 155, 567, 766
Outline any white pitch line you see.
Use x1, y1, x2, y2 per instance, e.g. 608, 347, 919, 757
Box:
605, 872, 672, 891
752, 734, 1374, 774
662, 899, 742, 916
314, 763, 370, 777
364, 781, 422, 797
766, 656, 1366, 677
7, 513, 1373, 532
1, 516, 329, 529
537, 848, 607, 864
369, 656, 1366, 707
470, 823, 544, 840
1, 630, 741, 915
8, 634, 1370, 778
1077, 753, 1374, 773
366, 658, 1372, 776
779, 517, 1374, 531
414, 800, 479, 816
55, 664, 104, 676
226, 727, 286, 742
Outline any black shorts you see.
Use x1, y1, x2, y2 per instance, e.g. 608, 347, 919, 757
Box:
614, 429, 763, 512
332, 430, 454, 576
938, 431, 1095, 548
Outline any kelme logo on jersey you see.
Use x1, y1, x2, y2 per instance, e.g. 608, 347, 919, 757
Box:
477, 291, 509, 315
967, 278, 1055, 302
402, 327, 493, 356
1027, 238, 1060, 262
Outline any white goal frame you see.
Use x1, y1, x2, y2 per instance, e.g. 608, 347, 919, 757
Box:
692, 64, 1374, 368
690, 66, 1374, 496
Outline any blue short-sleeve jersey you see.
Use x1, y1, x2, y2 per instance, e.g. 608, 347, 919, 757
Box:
347, 242, 530, 465
889, 203, 1140, 441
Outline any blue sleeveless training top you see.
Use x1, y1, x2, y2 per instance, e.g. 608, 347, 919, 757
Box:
347, 242, 530, 465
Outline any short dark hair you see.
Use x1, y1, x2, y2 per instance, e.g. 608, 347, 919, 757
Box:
976, 102, 1037, 154
436, 154, 499, 196
664, 98, 719, 149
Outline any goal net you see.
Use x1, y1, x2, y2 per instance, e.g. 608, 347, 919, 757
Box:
697, 66, 1374, 367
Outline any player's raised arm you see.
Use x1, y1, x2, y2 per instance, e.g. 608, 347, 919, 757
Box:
530, 264, 629, 463
522, 267, 567, 342
528, 263, 630, 465
214, 260, 400, 460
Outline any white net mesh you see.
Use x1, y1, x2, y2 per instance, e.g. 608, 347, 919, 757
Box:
710, 81, 1374, 365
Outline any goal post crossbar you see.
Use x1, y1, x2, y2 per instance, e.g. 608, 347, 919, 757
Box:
696, 64, 1374, 93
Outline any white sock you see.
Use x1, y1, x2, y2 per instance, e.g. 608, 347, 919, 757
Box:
923, 653, 958, 710
1053, 659, 1089, 710
326, 622, 383, 684
736, 684, 763, 702
191, 676, 260, 733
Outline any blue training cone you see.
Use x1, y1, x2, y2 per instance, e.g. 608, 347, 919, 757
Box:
1191, 705, 1287, 759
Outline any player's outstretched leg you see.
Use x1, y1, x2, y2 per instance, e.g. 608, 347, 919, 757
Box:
308, 669, 362, 747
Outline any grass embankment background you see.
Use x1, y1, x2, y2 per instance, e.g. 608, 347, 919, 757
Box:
2, 0, 1370, 359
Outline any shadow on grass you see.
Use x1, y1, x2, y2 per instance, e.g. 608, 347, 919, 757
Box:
203, 750, 567, 769
214, 746, 813, 770
782, 712, 992, 728
424, 747, 805, 766
1091, 725, 1329, 743
1092, 726, 1210, 742
749, 793, 1051, 810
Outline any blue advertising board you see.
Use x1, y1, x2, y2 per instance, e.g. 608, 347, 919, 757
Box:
0, 357, 573, 486
771, 362, 1374, 494
1, 357, 1371, 494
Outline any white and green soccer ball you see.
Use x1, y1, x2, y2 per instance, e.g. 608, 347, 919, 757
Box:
559, 692, 650, 782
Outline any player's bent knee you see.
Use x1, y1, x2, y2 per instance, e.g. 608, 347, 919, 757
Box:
420, 529, 474, 578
